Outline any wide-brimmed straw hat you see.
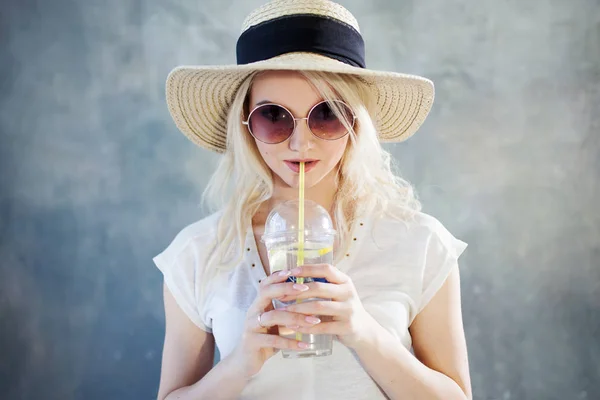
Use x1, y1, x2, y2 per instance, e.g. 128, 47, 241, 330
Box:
165, 0, 434, 153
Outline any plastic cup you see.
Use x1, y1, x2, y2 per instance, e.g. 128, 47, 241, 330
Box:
262, 199, 336, 358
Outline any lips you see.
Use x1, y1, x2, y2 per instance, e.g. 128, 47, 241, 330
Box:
284, 160, 319, 173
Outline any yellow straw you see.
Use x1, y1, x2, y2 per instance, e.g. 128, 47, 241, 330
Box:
297, 161, 305, 275
296, 161, 305, 342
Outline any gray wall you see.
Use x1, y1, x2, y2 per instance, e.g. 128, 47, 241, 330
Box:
1, 0, 598, 399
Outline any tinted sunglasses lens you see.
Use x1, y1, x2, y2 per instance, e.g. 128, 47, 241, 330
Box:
308, 101, 354, 140
248, 104, 294, 143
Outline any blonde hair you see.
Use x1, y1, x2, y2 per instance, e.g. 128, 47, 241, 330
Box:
202, 70, 422, 273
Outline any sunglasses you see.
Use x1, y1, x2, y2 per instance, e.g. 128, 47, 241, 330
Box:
242, 100, 356, 144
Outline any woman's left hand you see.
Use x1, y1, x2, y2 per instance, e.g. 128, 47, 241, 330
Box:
282, 263, 378, 349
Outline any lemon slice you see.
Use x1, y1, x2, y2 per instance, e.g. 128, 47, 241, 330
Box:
267, 245, 333, 274
317, 246, 333, 256
267, 248, 287, 273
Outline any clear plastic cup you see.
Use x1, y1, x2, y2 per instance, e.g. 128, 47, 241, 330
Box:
262, 199, 336, 358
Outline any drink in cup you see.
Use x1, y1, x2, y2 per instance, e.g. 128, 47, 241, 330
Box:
262, 199, 336, 358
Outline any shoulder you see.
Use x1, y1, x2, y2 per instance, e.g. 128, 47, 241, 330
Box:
363, 206, 468, 319
363, 206, 468, 269
155, 210, 224, 267
173, 210, 223, 244
368, 206, 459, 247
409, 210, 462, 249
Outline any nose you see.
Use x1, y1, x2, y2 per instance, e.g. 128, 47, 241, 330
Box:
288, 118, 314, 153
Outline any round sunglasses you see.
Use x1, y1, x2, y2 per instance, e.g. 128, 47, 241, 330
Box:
242, 100, 356, 144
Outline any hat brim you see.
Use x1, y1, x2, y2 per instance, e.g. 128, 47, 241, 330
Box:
165, 52, 434, 153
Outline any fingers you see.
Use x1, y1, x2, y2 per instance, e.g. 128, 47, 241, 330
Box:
254, 333, 309, 350
267, 264, 351, 303
293, 320, 347, 336
253, 309, 321, 330
284, 300, 348, 317
253, 270, 305, 311
292, 281, 348, 301
292, 264, 349, 285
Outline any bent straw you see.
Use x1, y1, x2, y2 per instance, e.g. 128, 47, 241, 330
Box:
296, 161, 305, 342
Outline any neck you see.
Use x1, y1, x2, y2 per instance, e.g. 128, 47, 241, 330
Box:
274, 168, 337, 212
254, 168, 339, 226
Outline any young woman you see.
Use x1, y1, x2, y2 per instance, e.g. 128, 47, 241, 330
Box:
153, 1, 472, 399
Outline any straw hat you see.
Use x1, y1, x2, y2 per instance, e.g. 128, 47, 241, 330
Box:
165, 0, 434, 153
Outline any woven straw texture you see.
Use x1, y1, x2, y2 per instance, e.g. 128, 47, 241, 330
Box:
241, 0, 360, 33
165, 0, 434, 153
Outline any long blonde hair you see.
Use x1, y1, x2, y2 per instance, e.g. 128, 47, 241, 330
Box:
203, 70, 422, 272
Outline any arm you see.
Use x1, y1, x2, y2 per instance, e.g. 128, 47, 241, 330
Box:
158, 270, 315, 400
353, 265, 472, 400
157, 284, 251, 400
283, 263, 472, 399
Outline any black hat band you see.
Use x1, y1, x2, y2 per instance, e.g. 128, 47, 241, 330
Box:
236, 14, 366, 68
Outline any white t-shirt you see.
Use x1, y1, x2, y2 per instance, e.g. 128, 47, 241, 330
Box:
153, 207, 468, 400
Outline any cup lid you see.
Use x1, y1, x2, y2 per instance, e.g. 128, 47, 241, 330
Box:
261, 199, 336, 241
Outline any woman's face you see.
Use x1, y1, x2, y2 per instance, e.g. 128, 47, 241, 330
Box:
247, 71, 350, 189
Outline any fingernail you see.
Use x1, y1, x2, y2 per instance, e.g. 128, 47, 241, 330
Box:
278, 270, 291, 277
305, 316, 321, 324
293, 284, 309, 291
290, 267, 302, 274
286, 325, 300, 329
298, 342, 309, 349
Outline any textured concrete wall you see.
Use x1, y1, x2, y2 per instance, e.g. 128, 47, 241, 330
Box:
1, 0, 598, 399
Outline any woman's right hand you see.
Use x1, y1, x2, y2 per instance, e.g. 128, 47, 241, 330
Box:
231, 268, 317, 378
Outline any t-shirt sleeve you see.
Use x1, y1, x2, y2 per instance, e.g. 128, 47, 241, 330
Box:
153, 231, 213, 333
417, 220, 468, 314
